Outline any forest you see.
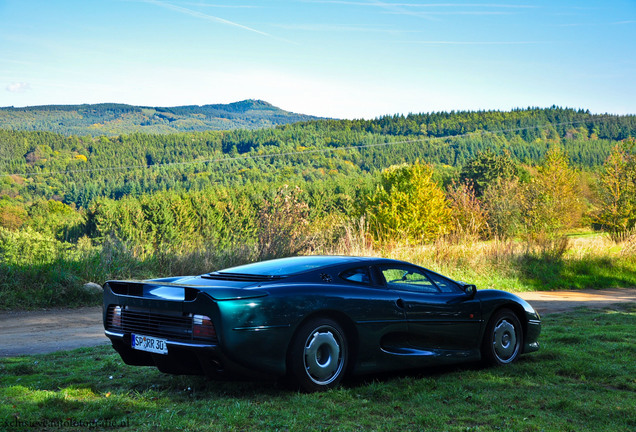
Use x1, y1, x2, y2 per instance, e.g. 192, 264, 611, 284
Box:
0, 99, 318, 136
0, 106, 635, 309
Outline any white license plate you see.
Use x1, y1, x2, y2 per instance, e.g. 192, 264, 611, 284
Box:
131, 334, 168, 354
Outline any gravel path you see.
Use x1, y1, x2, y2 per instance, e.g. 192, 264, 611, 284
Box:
0, 306, 107, 357
1, 288, 634, 357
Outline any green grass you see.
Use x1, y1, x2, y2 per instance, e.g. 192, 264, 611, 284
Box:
1, 305, 635, 431
357, 233, 636, 294
450, 254, 636, 293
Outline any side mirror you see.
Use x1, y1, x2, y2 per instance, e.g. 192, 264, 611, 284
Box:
463, 284, 477, 298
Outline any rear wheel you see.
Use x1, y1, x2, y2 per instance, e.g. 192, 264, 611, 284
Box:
482, 309, 523, 365
288, 318, 348, 392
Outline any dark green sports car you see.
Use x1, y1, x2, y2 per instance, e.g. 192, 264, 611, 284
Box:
103, 255, 540, 391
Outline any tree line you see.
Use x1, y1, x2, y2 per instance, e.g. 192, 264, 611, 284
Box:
1, 107, 633, 210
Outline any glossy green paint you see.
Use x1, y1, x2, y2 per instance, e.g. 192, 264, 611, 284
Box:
103, 256, 541, 382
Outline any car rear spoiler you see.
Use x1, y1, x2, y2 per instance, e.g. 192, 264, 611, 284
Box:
105, 280, 268, 302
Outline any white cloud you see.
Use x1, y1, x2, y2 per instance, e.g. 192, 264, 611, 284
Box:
6, 82, 31, 93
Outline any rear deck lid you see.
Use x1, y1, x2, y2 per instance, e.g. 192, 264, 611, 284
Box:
106, 279, 268, 301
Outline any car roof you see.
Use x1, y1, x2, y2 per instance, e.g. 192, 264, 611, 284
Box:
216, 255, 384, 277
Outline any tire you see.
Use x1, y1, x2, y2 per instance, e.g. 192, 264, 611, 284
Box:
482, 309, 523, 365
288, 318, 348, 392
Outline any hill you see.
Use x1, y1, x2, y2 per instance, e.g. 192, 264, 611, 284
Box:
0, 100, 321, 136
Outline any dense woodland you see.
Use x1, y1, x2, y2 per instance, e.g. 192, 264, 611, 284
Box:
1, 107, 634, 207
0, 106, 635, 308
0, 100, 319, 136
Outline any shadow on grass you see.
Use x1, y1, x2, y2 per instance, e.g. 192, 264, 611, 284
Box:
1, 344, 502, 400
0, 260, 102, 310
515, 254, 636, 290
345, 362, 479, 389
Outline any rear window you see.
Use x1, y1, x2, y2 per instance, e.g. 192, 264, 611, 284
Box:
218, 256, 353, 276
340, 267, 370, 285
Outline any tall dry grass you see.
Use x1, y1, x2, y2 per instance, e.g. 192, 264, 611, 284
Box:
317, 219, 636, 292
3, 216, 635, 310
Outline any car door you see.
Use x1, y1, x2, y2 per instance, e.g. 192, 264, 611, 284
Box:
337, 265, 412, 371
377, 263, 481, 352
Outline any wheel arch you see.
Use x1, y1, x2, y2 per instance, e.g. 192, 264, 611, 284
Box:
480, 302, 527, 366
285, 309, 360, 375
483, 302, 527, 342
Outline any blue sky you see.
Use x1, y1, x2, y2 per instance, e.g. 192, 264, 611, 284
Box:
1, 0, 634, 118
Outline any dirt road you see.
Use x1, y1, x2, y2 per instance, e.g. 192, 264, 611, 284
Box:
0, 306, 108, 357
515, 288, 636, 314
1, 288, 634, 357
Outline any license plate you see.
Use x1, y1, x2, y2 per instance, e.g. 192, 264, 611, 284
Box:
131, 334, 168, 354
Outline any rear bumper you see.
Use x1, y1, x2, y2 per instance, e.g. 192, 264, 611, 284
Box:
105, 330, 270, 379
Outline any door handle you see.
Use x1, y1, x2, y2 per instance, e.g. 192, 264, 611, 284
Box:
396, 299, 405, 309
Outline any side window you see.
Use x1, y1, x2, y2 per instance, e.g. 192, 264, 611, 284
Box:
380, 266, 439, 293
425, 271, 462, 293
340, 267, 370, 285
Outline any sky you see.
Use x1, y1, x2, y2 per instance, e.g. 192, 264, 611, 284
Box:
0, 0, 635, 119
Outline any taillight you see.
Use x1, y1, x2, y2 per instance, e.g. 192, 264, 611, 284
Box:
192, 315, 216, 339
110, 305, 122, 328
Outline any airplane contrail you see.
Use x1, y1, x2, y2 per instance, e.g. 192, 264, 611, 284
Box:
142, 0, 271, 37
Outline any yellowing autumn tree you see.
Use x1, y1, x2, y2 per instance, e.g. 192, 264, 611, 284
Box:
366, 162, 452, 242
595, 141, 636, 239
523, 147, 583, 236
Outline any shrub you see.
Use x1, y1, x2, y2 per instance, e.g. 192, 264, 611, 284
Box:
482, 178, 525, 238
522, 232, 571, 263
257, 185, 311, 260
446, 181, 490, 240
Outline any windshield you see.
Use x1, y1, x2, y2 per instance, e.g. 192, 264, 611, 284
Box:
217, 256, 354, 276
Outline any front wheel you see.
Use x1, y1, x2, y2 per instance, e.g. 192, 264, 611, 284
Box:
288, 318, 348, 392
482, 309, 523, 365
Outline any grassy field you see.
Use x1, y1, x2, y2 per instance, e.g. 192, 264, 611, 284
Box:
2, 231, 635, 311
1, 305, 634, 432
325, 230, 636, 293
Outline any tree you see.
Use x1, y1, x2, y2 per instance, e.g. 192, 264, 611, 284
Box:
594, 140, 636, 239
459, 150, 518, 196
24, 199, 84, 241
0, 202, 27, 230
365, 162, 452, 242
523, 146, 583, 235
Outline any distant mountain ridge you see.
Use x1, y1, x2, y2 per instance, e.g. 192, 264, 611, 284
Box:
0, 99, 321, 136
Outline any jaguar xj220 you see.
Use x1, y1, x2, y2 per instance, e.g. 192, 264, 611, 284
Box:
103, 255, 541, 391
